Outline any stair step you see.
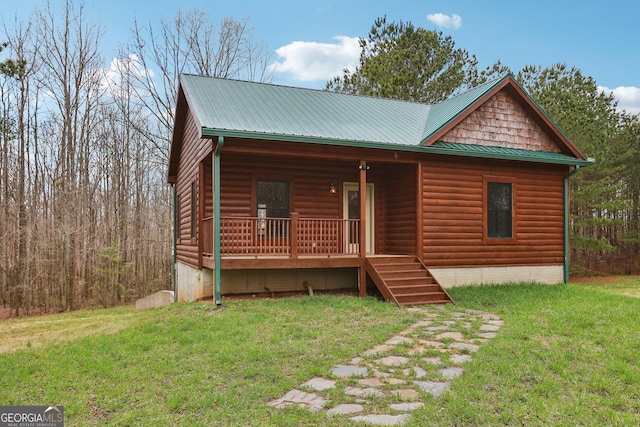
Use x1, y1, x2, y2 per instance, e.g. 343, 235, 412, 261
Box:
378, 270, 430, 279
366, 257, 452, 306
385, 277, 435, 286
388, 285, 442, 295
372, 263, 422, 271
399, 299, 450, 306
395, 292, 449, 303
370, 257, 417, 264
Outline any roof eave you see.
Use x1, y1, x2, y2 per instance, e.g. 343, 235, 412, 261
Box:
167, 81, 187, 184
201, 127, 595, 167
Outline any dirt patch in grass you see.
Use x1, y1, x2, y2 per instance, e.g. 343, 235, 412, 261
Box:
570, 275, 630, 284
0, 308, 136, 353
571, 275, 640, 298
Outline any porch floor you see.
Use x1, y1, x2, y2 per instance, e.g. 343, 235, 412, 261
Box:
204, 254, 408, 270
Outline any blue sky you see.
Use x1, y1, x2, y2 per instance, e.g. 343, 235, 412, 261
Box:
3, 0, 640, 113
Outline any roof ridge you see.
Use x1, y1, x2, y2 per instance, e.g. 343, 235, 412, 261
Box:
179, 73, 439, 107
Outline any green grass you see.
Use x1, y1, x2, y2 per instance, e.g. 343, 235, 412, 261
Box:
1, 281, 639, 426
0, 296, 420, 426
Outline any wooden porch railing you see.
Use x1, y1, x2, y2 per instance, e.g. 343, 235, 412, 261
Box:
202, 214, 360, 257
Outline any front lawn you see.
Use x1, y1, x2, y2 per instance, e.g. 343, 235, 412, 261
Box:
0, 281, 638, 426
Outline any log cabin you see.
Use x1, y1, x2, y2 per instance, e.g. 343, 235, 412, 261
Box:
167, 73, 594, 306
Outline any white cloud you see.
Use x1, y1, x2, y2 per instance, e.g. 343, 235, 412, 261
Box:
598, 85, 640, 115
269, 36, 360, 82
100, 54, 155, 97
427, 13, 462, 30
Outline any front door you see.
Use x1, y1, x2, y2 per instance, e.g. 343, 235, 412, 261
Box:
343, 183, 374, 254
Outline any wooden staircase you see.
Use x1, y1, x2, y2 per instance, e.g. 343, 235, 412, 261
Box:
366, 256, 453, 306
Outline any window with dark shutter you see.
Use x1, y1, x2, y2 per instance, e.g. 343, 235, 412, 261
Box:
484, 177, 517, 244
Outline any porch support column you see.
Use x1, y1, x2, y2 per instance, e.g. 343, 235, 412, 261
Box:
358, 160, 369, 297
290, 212, 299, 259
214, 136, 224, 306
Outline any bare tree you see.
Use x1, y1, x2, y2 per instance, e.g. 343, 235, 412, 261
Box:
34, 0, 105, 311
128, 9, 275, 156
0, 3, 276, 316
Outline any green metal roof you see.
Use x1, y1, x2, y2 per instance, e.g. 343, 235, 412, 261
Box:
181, 74, 430, 147
427, 142, 595, 166
177, 73, 591, 166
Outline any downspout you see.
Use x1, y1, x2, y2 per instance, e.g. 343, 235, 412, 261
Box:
172, 183, 177, 302
564, 165, 581, 284
214, 136, 224, 306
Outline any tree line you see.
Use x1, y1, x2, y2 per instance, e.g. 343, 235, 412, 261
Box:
1, 7, 637, 317
0, 1, 273, 316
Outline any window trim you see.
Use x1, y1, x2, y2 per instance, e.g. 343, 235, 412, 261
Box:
483, 176, 517, 244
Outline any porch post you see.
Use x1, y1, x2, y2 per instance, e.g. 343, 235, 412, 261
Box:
358, 160, 369, 297
214, 136, 224, 306
290, 212, 299, 259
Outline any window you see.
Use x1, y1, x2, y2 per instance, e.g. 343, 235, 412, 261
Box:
175, 194, 181, 243
256, 180, 290, 238
256, 180, 289, 218
190, 180, 197, 239
484, 177, 516, 243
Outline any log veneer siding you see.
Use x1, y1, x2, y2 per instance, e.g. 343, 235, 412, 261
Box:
421, 157, 567, 267
384, 164, 417, 254
175, 110, 212, 267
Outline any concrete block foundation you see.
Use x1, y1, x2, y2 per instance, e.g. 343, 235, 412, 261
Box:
135, 290, 175, 311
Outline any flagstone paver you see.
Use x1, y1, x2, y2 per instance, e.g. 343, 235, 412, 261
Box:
351, 414, 411, 425
267, 389, 328, 412
389, 402, 424, 412
450, 354, 473, 364
386, 335, 414, 345
435, 331, 465, 341
391, 389, 420, 400
358, 377, 385, 387
379, 355, 410, 366
268, 305, 503, 425
345, 386, 385, 398
327, 403, 364, 416
413, 380, 450, 397
423, 356, 443, 365
438, 367, 464, 379
449, 342, 480, 352
332, 364, 368, 377
302, 377, 336, 391
478, 332, 498, 339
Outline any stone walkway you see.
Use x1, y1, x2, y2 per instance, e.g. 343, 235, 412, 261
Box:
268, 305, 503, 425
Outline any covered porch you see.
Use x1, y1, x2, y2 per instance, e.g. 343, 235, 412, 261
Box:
194, 138, 450, 305
199, 138, 422, 264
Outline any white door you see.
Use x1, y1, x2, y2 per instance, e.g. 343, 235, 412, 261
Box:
343, 183, 374, 254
